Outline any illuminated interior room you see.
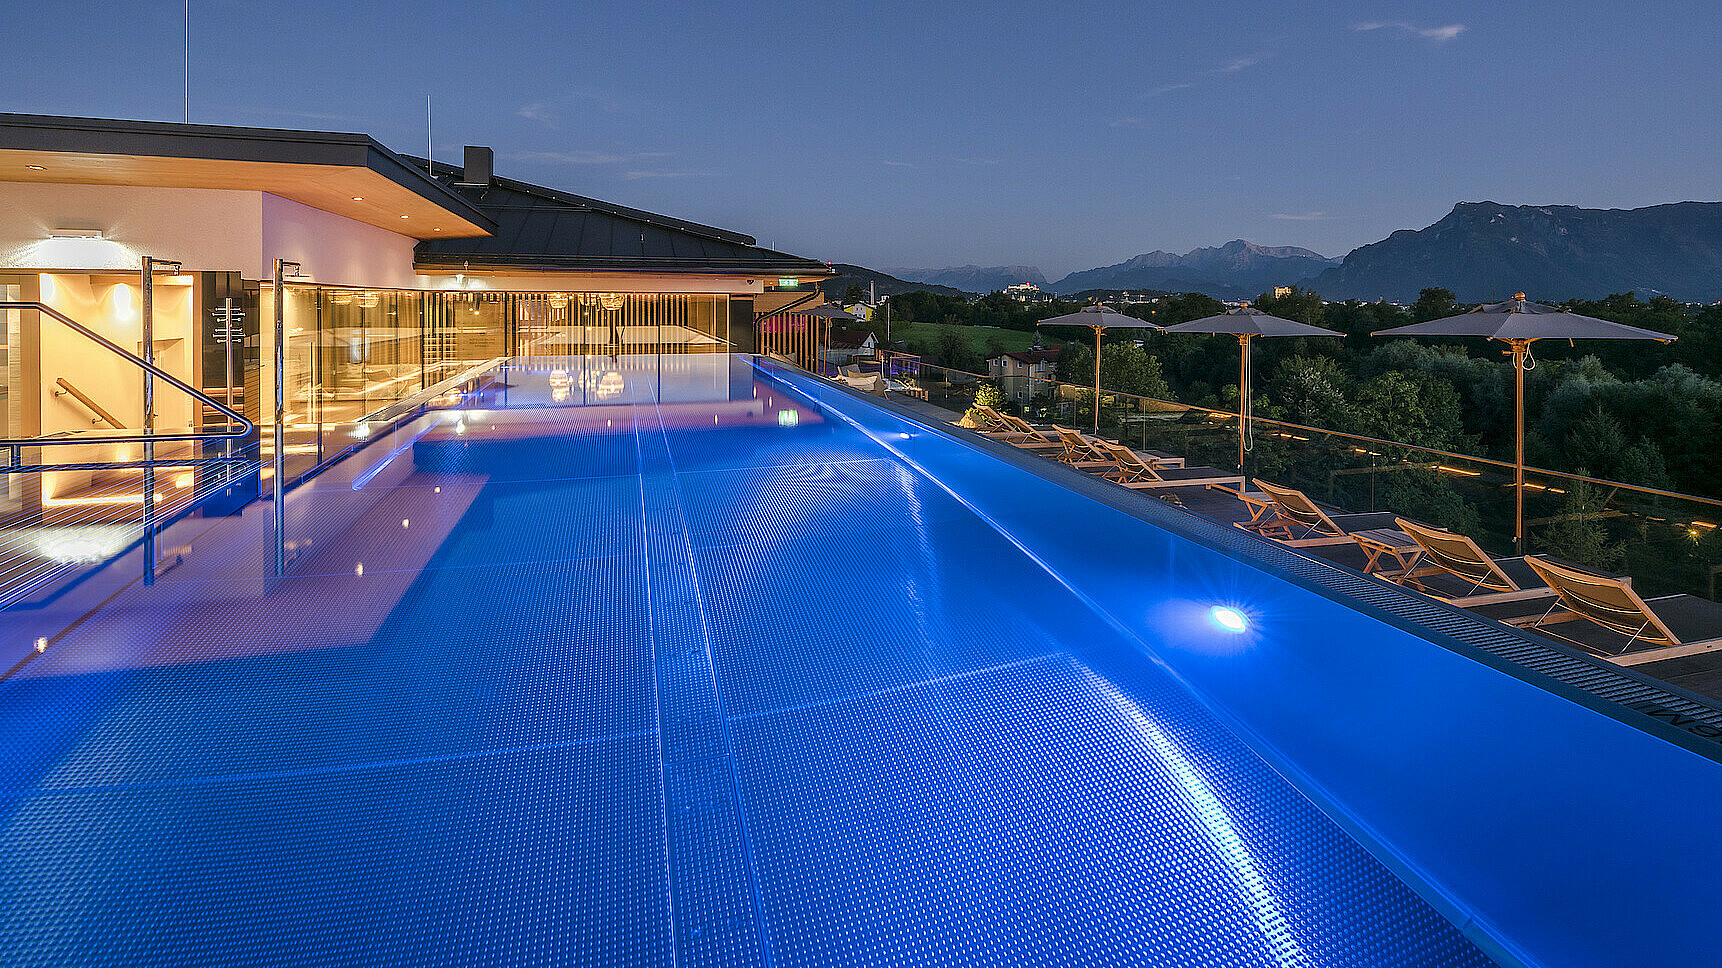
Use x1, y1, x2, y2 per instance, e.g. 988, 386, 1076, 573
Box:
0, 113, 832, 517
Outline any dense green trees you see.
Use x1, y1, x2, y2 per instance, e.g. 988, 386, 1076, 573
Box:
883, 290, 1084, 332
883, 282, 1722, 498
1100, 343, 1171, 401
1253, 286, 1323, 325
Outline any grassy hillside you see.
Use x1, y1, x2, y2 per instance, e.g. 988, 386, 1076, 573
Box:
883, 320, 1044, 362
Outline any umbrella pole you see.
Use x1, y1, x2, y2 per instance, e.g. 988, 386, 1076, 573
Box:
1511, 339, 1527, 555
1093, 325, 1102, 433
1237, 335, 1250, 471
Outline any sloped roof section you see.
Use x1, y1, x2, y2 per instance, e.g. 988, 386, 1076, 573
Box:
412, 159, 832, 277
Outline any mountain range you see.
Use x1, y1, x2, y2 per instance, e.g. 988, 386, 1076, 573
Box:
1306, 201, 1722, 303
872, 202, 1722, 304
882, 265, 1049, 292
1048, 241, 1339, 298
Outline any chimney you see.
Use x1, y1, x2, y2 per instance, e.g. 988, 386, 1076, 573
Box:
455, 146, 493, 186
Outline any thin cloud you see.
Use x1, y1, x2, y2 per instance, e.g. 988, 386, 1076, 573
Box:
1109, 117, 1151, 130
622, 169, 718, 180
1355, 21, 1466, 42
208, 104, 372, 125
1270, 211, 1362, 221
516, 103, 554, 125
1219, 56, 1260, 73
882, 160, 915, 168
1144, 82, 1195, 98
509, 150, 673, 167
512, 150, 628, 165
953, 157, 1000, 166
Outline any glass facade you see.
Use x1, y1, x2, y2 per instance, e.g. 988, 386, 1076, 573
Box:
510, 291, 729, 357
0, 275, 735, 518
264, 286, 730, 484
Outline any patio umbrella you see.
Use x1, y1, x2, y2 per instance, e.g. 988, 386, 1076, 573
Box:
806, 303, 861, 322
1164, 307, 1342, 470
1374, 292, 1675, 553
801, 304, 864, 374
1037, 304, 1164, 431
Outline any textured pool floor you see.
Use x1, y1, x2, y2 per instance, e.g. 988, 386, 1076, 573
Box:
0, 363, 1495, 967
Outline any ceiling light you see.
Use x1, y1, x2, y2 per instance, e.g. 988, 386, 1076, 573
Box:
399, 214, 409, 219
48, 227, 103, 239
27, 164, 46, 171
351, 196, 364, 201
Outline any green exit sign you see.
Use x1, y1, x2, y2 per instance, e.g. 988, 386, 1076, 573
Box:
778, 278, 799, 288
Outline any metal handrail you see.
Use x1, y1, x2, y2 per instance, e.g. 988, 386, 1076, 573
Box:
0, 301, 255, 448
54, 377, 125, 428
934, 360, 1722, 511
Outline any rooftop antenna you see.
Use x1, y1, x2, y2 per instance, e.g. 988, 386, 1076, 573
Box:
183, 0, 190, 121
426, 96, 433, 172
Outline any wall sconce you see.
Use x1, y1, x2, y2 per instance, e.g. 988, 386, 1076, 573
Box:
110, 284, 138, 322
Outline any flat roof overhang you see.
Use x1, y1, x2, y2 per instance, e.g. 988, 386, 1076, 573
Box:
0, 114, 495, 238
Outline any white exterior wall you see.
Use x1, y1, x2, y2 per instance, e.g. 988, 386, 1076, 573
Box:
0, 183, 263, 275
0, 183, 423, 287
259, 193, 422, 288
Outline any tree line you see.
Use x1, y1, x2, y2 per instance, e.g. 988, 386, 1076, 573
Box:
878, 284, 1722, 501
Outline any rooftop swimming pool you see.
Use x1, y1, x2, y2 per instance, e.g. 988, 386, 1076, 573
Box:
3, 354, 1720, 967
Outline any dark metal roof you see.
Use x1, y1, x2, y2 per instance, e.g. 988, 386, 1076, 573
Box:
0, 113, 493, 233
411, 159, 833, 277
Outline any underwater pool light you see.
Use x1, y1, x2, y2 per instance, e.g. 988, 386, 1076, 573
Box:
1209, 606, 1248, 633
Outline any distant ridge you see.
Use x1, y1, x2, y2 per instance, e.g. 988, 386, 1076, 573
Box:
820, 264, 967, 299
1305, 202, 1722, 303
884, 265, 1048, 293
1051, 240, 1337, 298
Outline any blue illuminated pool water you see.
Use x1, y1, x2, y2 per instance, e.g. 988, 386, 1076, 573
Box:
3, 355, 1719, 967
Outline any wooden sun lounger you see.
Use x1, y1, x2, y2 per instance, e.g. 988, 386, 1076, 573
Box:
971, 405, 1062, 452
1091, 441, 1243, 490
1499, 556, 1722, 666
1390, 517, 1556, 606
1052, 426, 1120, 471
1243, 480, 1397, 547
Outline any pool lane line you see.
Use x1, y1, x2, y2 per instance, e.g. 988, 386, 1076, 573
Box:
633, 398, 684, 968
639, 388, 777, 968
3, 728, 661, 797
724, 651, 1068, 723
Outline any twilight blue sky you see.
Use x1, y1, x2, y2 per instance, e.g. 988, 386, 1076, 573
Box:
5, 1, 1720, 278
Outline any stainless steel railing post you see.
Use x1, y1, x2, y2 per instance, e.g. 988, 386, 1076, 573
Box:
272, 260, 300, 576
137, 257, 183, 586
141, 256, 157, 585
